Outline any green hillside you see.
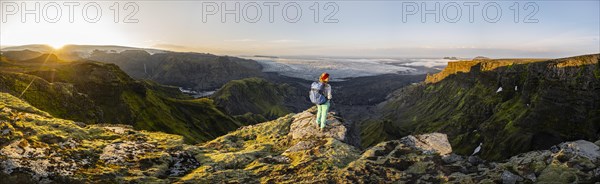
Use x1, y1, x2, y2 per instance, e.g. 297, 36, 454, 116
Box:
0, 54, 243, 143
212, 77, 309, 124
363, 54, 600, 160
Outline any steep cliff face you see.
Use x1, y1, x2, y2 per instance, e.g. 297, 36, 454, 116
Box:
1, 93, 599, 183
425, 59, 545, 83
368, 54, 600, 160
425, 60, 480, 83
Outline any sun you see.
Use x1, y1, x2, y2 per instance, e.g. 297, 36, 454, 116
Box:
47, 42, 66, 50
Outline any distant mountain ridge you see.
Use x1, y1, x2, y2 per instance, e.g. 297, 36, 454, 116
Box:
1, 47, 266, 91
88, 50, 264, 91
1, 44, 166, 55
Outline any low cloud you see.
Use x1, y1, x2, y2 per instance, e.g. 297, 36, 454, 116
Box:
224, 39, 256, 42
269, 39, 301, 43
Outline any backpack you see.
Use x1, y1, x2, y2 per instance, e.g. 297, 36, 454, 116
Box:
309, 82, 328, 105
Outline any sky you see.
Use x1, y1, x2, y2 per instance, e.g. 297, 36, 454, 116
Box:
0, 0, 599, 58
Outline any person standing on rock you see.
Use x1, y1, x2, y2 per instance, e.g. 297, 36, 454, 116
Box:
309, 72, 333, 130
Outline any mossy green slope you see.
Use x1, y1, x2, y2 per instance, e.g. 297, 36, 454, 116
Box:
2, 92, 598, 183
0, 55, 242, 143
365, 54, 600, 160
212, 77, 301, 123
0, 92, 199, 183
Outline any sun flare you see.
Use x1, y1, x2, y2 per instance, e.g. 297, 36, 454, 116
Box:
47, 43, 65, 50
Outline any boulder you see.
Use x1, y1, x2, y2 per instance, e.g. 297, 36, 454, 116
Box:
399, 133, 452, 155
501, 170, 522, 184
552, 140, 600, 163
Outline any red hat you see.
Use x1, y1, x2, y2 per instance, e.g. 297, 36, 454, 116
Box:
320, 72, 329, 82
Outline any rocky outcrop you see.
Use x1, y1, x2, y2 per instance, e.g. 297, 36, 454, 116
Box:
288, 107, 348, 142
342, 137, 600, 183
181, 106, 361, 183
498, 140, 600, 183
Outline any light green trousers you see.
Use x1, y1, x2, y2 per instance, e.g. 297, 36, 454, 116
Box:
316, 101, 330, 129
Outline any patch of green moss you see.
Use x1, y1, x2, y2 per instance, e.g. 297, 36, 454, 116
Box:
360, 120, 391, 148
537, 165, 582, 183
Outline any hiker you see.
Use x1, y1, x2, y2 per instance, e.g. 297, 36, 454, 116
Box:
309, 72, 332, 130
